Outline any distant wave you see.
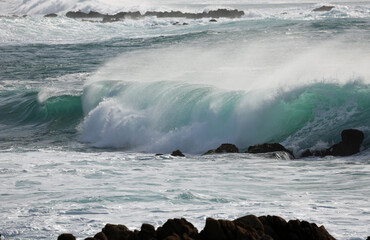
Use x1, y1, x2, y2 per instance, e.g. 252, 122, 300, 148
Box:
0, 90, 83, 129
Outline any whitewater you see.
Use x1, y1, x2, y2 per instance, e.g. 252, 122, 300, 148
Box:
0, 0, 370, 239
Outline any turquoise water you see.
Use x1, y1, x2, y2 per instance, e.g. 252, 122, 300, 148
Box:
0, 2, 370, 239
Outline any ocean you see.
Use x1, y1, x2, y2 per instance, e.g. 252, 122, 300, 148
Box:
0, 0, 369, 239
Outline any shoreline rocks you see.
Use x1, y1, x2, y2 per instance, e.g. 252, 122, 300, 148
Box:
58, 215, 336, 240
65, 9, 245, 20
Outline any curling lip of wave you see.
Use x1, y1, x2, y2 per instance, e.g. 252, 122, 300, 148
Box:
79, 80, 370, 154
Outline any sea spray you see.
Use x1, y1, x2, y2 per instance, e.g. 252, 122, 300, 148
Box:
80, 80, 370, 153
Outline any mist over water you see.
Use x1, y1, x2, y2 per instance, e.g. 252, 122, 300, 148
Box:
0, 0, 370, 239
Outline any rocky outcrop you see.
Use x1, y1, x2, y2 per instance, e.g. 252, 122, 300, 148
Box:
65, 9, 244, 20
300, 129, 364, 158
62, 215, 336, 240
44, 13, 58, 17
157, 218, 198, 239
204, 143, 239, 155
247, 143, 294, 159
57, 233, 76, 240
313, 6, 335, 12
171, 150, 185, 157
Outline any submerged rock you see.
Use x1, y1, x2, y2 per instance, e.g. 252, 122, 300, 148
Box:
301, 129, 365, 158
313, 6, 335, 12
44, 13, 58, 18
247, 143, 294, 158
171, 150, 185, 157
209, 19, 217, 22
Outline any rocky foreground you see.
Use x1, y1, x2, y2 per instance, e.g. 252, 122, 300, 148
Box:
58, 215, 336, 240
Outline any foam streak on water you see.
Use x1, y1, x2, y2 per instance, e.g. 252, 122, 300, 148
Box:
1, 1, 370, 239
0, 150, 369, 240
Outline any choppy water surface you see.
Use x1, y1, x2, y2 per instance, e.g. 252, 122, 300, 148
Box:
0, 150, 369, 240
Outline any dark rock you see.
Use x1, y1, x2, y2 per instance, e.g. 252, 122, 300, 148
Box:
182, 22, 189, 25
301, 129, 365, 158
172, 22, 180, 25
102, 224, 132, 240
155, 153, 164, 156
157, 218, 198, 240
328, 129, 364, 156
207, 9, 244, 18
209, 19, 217, 22
366, 236, 370, 240
258, 215, 335, 240
66, 10, 106, 18
300, 149, 312, 158
247, 143, 294, 158
44, 13, 58, 18
171, 150, 185, 157
313, 6, 335, 12
64, 215, 336, 240
215, 143, 239, 153
94, 232, 108, 240
58, 234, 76, 240
139, 223, 156, 240
102, 17, 120, 23
66, 9, 244, 20
234, 215, 264, 234
200, 217, 262, 240
204, 143, 239, 155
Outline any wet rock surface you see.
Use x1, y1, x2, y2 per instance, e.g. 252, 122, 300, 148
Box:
60, 215, 336, 240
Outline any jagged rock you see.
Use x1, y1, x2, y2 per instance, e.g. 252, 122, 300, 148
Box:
247, 143, 294, 158
94, 232, 108, 240
157, 218, 198, 240
66, 10, 105, 18
44, 13, 58, 18
102, 224, 132, 240
313, 6, 335, 12
328, 129, 364, 156
207, 9, 244, 18
58, 234, 76, 240
204, 143, 239, 155
200, 218, 262, 240
301, 129, 364, 158
215, 143, 239, 153
66, 9, 245, 20
258, 215, 335, 240
139, 223, 156, 240
171, 150, 185, 157
65, 215, 336, 240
